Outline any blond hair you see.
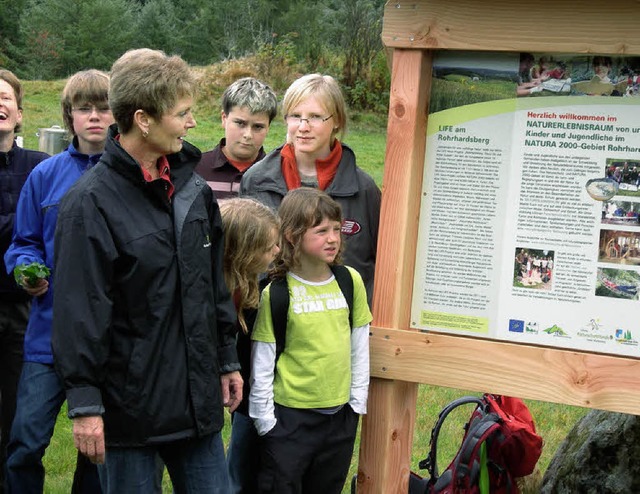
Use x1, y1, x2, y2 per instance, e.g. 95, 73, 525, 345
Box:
220, 198, 279, 333
282, 73, 347, 142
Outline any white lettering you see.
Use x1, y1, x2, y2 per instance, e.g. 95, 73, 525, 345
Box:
326, 297, 347, 310
292, 300, 325, 314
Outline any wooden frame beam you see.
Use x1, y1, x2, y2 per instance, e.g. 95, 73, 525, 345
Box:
382, 0, 640, 54
357, 47, 431, 494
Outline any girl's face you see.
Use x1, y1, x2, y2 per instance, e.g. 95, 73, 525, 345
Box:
256, 227, 280, 273
298, 217, 341, 267
286, 96, 334, 160
594, 63, 611, 80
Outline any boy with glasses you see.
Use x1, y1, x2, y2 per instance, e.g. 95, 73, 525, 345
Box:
4, 69, 113, 494
196, 77, 277, 199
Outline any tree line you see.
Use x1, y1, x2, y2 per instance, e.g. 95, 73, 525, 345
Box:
0, 0, 389, 111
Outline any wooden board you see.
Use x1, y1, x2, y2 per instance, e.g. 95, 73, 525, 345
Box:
370, 326, 640, 414
382, 0, 640, 54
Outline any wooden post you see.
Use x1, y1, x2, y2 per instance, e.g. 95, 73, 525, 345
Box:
356, 48, 431, 494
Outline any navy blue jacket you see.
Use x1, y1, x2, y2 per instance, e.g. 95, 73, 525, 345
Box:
0, 142, 49, 302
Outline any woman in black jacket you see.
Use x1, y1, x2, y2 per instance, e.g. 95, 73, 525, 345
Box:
52, 48, 242, 494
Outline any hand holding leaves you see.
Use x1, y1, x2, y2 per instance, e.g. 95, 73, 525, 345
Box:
14, 262, 51, 287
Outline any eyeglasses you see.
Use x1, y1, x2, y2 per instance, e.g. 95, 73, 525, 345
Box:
285, 114, 333, 127
72, 105, 111, 116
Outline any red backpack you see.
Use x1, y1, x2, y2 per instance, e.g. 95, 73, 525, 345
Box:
410, 394, 543, 494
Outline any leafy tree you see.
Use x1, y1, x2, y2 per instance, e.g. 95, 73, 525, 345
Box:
17, 0, 136, 79
339, 0, 384, 88
0, 0, 28, 68
277, 2, 338, 65
4, 0, 390, 112
193, 0, 276, 60
133, 0, 182, 55
163, 0, 227, 64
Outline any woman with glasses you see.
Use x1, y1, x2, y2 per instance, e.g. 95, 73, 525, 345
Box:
240, 73, 380, 304
239, 73, 380, 493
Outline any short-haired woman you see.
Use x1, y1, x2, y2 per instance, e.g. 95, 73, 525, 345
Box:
52, 49, 242, 493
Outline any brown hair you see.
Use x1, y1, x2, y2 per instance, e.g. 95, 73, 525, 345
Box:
270, 187, 344, 280
61, 69, 110, 135
109, 48, 196, 134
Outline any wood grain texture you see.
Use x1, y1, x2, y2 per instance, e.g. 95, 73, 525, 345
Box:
371, 49, 430, 327
370, 326, 640, 414
382, 0, 640, 54
356, 380, 418, 493
356, 49, 431, 494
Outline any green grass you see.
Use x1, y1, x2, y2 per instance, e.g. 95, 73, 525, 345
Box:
44, 388, 587, 493
20, 80, 587, 493
17, 80, 389, 178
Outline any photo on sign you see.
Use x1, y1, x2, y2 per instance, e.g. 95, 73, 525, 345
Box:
595, 267, 640, 301
518, 54, 640, 98
604, 158, 640, 197
598, 229, 640, 265
513, 247, 554, 290
601, 199, 640, 226
429, 52, 640, 114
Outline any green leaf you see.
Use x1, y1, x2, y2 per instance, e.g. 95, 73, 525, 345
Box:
14, 262, 51, 287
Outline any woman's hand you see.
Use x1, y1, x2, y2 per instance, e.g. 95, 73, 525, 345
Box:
221, 371, 244, 413
73, 415, 105, 464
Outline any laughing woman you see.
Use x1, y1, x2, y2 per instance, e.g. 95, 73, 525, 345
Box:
52, 49, 242, 494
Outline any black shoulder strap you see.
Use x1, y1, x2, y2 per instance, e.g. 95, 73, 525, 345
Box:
269, 276, 290, 362
270, 265, 355, 362
330, 264, 354, 331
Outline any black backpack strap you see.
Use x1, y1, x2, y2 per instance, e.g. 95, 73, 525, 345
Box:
453, 412, 501, 483
330, 264, 354, 330
420, 396, 486, 479
269, 276, 289, 362
270, 265, 354, 362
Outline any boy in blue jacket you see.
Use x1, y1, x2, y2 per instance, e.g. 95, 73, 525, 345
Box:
3, 69, 113, 494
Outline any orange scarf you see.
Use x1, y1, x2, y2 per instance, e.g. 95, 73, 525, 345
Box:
281, 141, 343, 191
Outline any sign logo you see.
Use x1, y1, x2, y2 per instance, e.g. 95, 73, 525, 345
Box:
341, 219, 362, 235
508, 319, 525, 333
